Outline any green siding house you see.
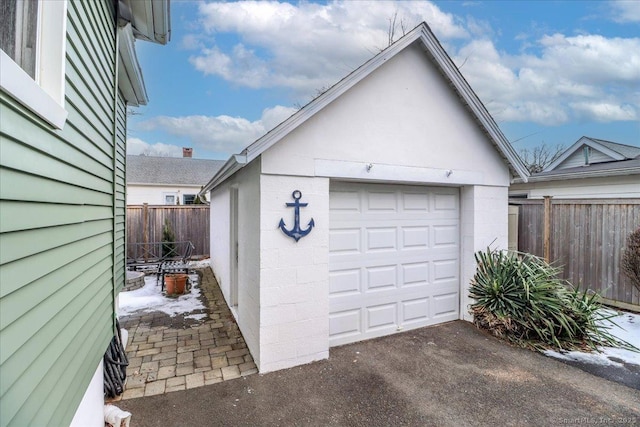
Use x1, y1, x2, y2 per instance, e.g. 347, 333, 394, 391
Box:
0, 1, 169, 426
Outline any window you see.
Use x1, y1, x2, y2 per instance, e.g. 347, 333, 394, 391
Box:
163, 193, 177, 205
183, 194, 196, 205
0, 0, 38, 78
0, 0, 67, 129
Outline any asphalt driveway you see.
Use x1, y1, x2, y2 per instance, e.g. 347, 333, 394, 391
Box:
118, 321, 639, 427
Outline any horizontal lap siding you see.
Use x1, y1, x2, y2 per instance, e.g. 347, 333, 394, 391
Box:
0, 1, 118, 426
115, 91, 127, 292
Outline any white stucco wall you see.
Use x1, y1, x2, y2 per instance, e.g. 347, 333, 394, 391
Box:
210, 182, 231, 296
261, 43, 510, 187
127, 184, 203, 205
509, 175, 640, 199
209, 160, 262, 366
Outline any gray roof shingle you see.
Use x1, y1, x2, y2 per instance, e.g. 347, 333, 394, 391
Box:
588, 138, 640, 159
127, 155, 225, 186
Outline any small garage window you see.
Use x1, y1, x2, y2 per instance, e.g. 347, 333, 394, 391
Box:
183, 194, 196, 205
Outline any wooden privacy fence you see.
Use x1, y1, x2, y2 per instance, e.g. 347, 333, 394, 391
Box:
510, 198, 640, 308
127, 204, 210, 257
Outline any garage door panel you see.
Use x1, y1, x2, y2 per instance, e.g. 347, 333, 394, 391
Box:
402, 192, 430, 211
331, 190, 361, 211
401, 262, 429, 287
401, 226, 429, 248
329, 268, 361, 296
329, 309, 361, 340
366, 227, 397, 252
366, 265, 397, 290
433, 192, 458, 211
401, 298, 430, 324
433, 225, 458, 247
366, 303, 397, 331
329, 182, 459, 347
366, 191, 397, 211
433, 259, 458, 282
329, 228, 361, 253
432, 293, 459, 318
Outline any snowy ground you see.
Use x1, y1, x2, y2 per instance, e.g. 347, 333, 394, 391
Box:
118, 273, 207, 321
544, 310, 640, 368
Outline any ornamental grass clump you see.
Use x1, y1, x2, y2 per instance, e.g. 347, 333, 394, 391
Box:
469, 248, 636, 352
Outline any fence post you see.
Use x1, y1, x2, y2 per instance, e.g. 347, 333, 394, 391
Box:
143, 203, 149, 261
543, 196, 552, 262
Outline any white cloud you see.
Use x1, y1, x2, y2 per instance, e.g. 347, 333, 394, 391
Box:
136, 105, 298, 154
452, 33, 640, 125
569, 102, 637, 122
190, 1, 467, 96
610, 0, 640, 23
126, 138, 184, 157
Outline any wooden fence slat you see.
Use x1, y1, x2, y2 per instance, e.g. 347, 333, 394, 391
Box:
126, 205, 210, 257
510, 198, 640, 308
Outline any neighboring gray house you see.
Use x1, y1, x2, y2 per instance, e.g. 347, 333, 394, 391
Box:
510, 136, 640, 199
202, 23, 528, 373
127, 151, 225, 205
0, 1, 169, 426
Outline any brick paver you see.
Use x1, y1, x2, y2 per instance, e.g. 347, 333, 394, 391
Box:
113, 267, 256, 400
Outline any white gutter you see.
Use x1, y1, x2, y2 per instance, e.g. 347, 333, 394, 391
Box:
199, 155, 247, 196
117, 23, 148, 106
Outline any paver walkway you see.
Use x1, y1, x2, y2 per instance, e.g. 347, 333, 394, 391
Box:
114, 267, 257, 400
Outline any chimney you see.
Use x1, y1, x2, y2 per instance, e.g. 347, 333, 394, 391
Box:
183, 147, 193, 158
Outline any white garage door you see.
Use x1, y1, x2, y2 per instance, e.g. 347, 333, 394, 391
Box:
329, 182, 460, 346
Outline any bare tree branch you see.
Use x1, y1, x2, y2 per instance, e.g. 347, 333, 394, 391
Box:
518, 143, 565, 174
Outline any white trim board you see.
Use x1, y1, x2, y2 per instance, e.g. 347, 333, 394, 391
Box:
314, 159, 483, 186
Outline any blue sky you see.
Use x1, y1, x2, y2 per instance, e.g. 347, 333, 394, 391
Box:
128, 0, 640, 160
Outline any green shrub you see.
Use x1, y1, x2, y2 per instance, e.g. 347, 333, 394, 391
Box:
469, 248, 636, 352
161, 219, 176, 257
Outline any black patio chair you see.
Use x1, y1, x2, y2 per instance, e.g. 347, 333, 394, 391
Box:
157, 242, 195, 292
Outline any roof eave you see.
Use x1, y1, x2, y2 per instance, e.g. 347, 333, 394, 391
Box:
117, 24, 148, 106
512, 166, 640, 183
413, 26, 529, 182
127, 0, 171, 45
200, 155, 247, 196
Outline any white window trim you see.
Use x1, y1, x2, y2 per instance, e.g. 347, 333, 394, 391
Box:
163, 192, 178, 205
0, 0, 68, 129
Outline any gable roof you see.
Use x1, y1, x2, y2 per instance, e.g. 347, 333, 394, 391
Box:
518, 157, 640, 183
201, 22, 529, 194
127, 155, 225, 186
544, 136, 640, 172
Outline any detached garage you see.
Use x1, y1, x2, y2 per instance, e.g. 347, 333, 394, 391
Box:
202, 22, 529, 373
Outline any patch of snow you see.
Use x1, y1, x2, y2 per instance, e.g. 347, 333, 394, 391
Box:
188, 259, 211, 268
544, 310, 640, 367
184, 313, 209, 321
118, 274, 205, 318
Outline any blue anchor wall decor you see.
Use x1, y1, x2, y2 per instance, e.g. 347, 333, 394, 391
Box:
279, 190, 314, 242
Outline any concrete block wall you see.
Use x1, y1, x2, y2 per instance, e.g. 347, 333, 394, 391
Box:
258, 174, 330, 372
